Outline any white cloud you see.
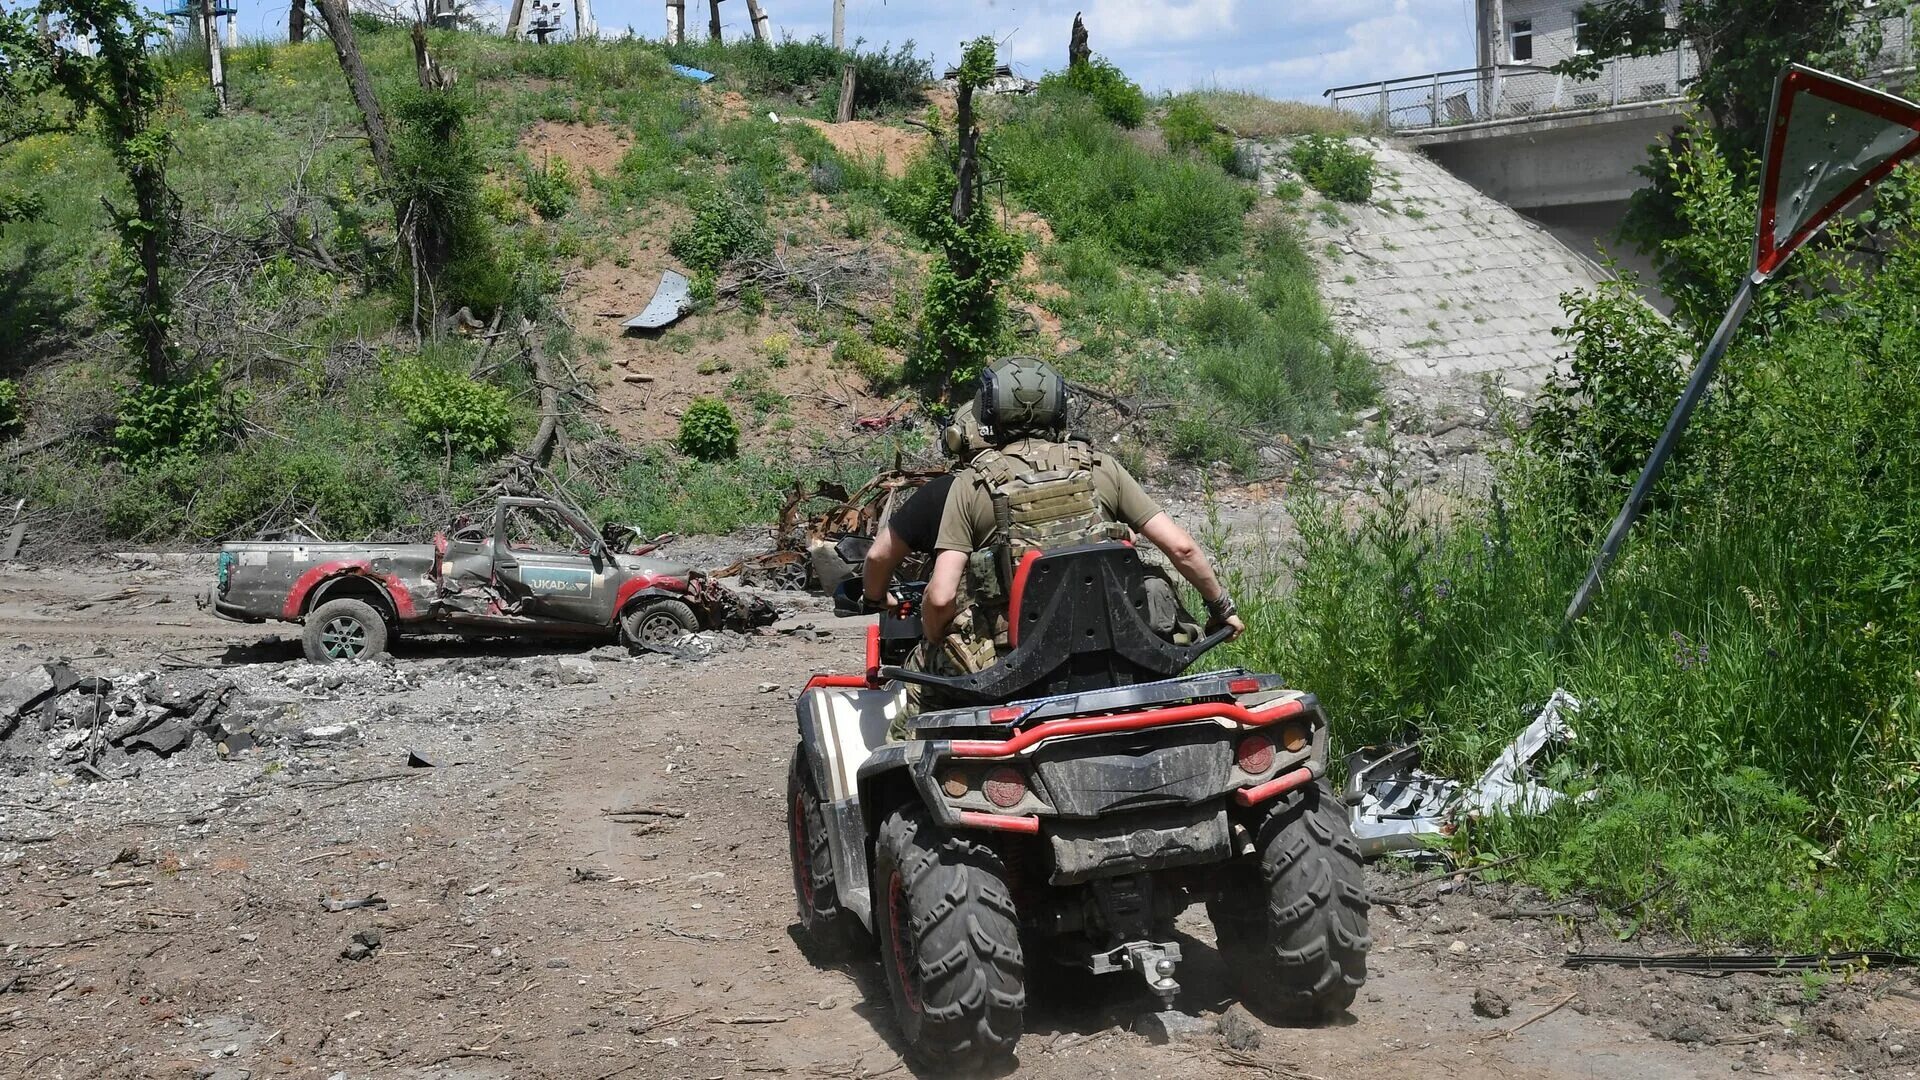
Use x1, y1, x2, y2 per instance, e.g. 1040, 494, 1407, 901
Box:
1081, 0, 1237, 48
1211, 2, 1459, 92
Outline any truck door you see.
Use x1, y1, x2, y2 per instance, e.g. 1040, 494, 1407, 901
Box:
491, 502, 612, 624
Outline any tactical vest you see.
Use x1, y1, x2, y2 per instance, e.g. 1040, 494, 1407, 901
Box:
944, 440, 1128, 671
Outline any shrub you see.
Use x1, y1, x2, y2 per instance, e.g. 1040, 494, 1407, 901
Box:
113, 367, 238, 470
677, 397, 740, 460
833, 336, 899, 391
1042, 57, 1147, 128
662, 37, 930, 116
0, 379, 19, 436
523, 156, 577, 220
383, 356, 516, 458
1288, 134, 1375, 203
670, 181, 769, 276
1160, 97, 1236, 172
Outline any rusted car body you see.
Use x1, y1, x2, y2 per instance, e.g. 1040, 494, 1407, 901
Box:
208, 497, 765, 661
725, 466, 944, 593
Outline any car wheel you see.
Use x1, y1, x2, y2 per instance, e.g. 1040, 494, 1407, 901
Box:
620, 598, 699, 650
302, 598, 391, 663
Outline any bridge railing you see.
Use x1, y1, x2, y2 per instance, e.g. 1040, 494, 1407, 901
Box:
1326, 12, 1914, 134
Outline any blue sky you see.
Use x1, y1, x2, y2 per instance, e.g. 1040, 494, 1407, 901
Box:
217, 0, 1478, 103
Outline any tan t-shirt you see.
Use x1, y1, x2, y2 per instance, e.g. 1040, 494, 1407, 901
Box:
933, 439, 1163, 553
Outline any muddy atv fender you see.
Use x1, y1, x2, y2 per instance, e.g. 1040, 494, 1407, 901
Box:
790, 682, 908, 935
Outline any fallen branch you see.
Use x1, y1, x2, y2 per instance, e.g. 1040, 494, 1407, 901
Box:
1480, 992, 1576, 1041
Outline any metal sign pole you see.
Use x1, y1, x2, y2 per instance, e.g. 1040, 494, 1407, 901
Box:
1563, 276, 1755, 624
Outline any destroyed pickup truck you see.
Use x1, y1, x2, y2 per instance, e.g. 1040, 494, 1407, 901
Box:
206, 496, 772, 662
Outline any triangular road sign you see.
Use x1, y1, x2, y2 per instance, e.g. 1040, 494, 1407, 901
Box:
1754, 64, 1920, 280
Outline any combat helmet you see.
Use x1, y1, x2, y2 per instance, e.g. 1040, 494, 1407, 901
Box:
977, 357, 1068, 442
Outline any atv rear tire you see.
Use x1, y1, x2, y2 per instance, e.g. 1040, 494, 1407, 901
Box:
1209, 779, 1371, 1020
787, 746, 853, 956
303, 598, 390, 663
874, 807, 1024, 1069
620, 598, 699, 650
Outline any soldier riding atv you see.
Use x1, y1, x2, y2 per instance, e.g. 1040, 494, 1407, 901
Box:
786, 361, 1371, 1068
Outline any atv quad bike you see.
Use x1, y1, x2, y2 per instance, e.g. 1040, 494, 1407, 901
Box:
787, 543, 1370, 1068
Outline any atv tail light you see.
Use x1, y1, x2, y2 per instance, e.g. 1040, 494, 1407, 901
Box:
982, 767, 1028, 808
941, 769, 971, 799
989, 706, 1024, 724
1279, 722, 1310, 753
1228, 677, 1261, 695
1235, 734, 1275, 774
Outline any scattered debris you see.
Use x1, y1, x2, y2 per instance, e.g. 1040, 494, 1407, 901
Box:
1216, 1002, 1264, 1050
320, 894, 389, 913
1564, 951, 1920, 973
623, 269, 693, 330
1473, 986, 1512, 1019
1135, 1009, 1209, 1045
341, 927, 383, 962
670, 63, 714, 82
1346, 689, 1591, 858
719, 466, 943, 594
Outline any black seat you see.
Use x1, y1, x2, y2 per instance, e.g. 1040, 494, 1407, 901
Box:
882, 543, 1229, 705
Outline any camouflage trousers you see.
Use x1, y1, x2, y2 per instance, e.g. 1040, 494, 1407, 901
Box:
890, 632, 997, 741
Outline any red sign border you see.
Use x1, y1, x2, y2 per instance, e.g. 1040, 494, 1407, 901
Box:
1753, 65, 1920, 280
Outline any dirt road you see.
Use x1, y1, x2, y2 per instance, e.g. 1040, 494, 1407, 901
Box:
1, 560, 1909, 1079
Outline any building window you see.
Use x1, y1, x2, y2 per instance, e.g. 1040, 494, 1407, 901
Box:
1510, 19, 1534, 63
1575, 16, 1592, 53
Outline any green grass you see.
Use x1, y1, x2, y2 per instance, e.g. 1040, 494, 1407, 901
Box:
1227, 165, 1920, 950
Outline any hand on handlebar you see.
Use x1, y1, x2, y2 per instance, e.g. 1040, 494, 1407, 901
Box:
1207, 613, 1246, 641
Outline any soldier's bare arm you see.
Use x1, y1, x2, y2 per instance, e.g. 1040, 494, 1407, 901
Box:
1136, 512, 1245, 639
862, 526, 908, 606
922, 549, 969, 643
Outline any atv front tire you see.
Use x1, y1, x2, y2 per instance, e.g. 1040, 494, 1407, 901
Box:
303, 598, 390, 663
1209, 779, 1371, 1020
874, 807, 1024, 1069
787, 746, 853, 955
620, 598, 699, 650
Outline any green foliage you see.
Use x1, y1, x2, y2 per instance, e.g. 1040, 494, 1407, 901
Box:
390, 85, 498, 315
833, 336, 899, 391
995, 91, 1252, 270
1231, 160, 1920, 951
1160, 96, 1236, 172
113, 365, 236, 469
1041, 56, 1147, 128
677, 397, 740, 461
522, 156, 576, 220
32, 0, 175, 379
670, 180, 770, 275
662, 36, 930, 117
0, 378, 20, 435
1288, 134, 1375, 203
383, 354, 516, 458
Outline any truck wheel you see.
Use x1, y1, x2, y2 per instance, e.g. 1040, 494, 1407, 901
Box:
302, 598, 390, 663
620, 598, 698, 650
787, 746, 854, 955
1209, 780, 1371, 1020
874, 807, 1023, 1069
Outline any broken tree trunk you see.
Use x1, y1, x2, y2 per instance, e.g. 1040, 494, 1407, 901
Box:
836, 63, 855, 123
665, 0, 684, 43
518, 320, 561, 468
707, 0, 722, 41
1069, 12, 1090, 68
742, 0, 768, 42
411, 22, 455, 91
200, 0, 227, 113
506, 0, 527, 38
289, 0, 305, 42
313, 0, 396, 185
831, 0, 843, 49
950, 76, 980, 224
